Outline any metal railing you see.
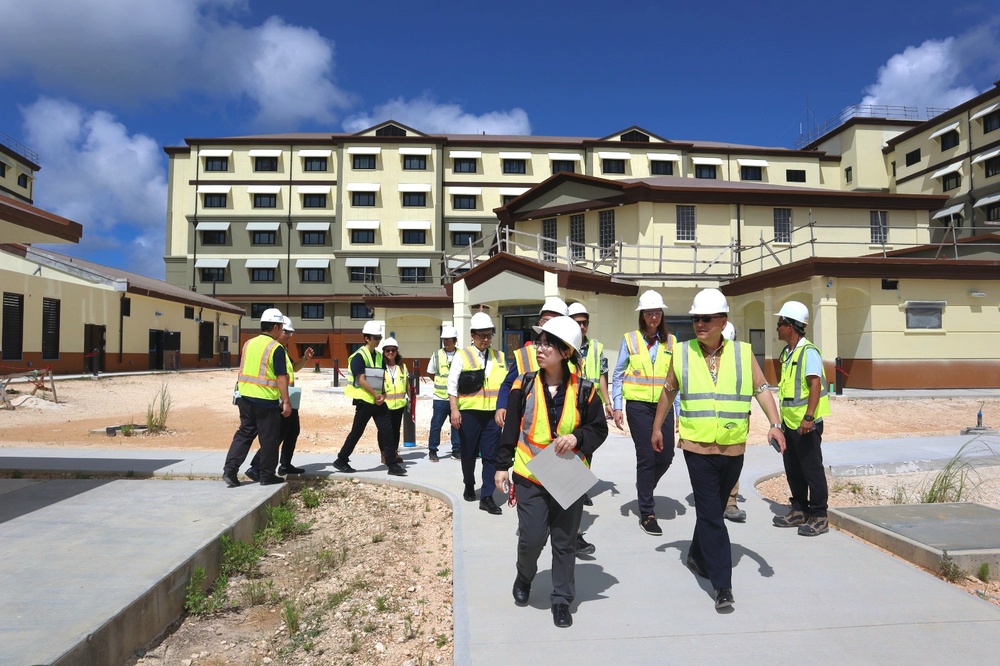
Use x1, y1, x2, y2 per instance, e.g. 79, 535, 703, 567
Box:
795, 105, 949, 149
0, 131, 39, 165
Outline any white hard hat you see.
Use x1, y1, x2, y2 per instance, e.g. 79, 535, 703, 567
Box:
282, 316, 295, 333
470, 312, 495, 331
775, 301, 809, 326
441, 325, 459, 339
361, 320, 383, 336
533, 315, 583, 353
721, 322, 735, 341
635, 290, 666, 311
689, 288, 729, 315
540, 296, 569, 316
259, 308, 284, 324
567, 302, 589, 318
381, 337, 399, 349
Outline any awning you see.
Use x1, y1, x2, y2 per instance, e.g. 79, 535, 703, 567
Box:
199, 149, 232, 157
971, 102, 1000, 121
296, 185, 330, 194
972, 148, 1000, 164
737, 158, 769, 167
974, 193, 1000, 208
448, 222, 482, 232
498, 187, 529, 196
244, 258, 280, 268
691, 156, 724, 166
298, 149, 332, 157
397, 258, 431, 268
246, 222, 281, 231
399, 147, 432, 155
195, 221, 230, 231
0, 155, 13, 167
346, 182, 380, 192
597, 151, 631, 159
248, 149, 282, 157
397, 220, 431, 230
499, 151, 531, 159
931, 161, 963, 179
194, 258, 229, 268
547, 152, 582, 161
932, 203, 965, 219
346, 146, 382, 155
929, 121, 961, 140
197, 185, 231, 194
397, 183, 432, 192
647, 153, 681, 162
345, 220, 380, 229
246, 185, 281, 194
295, 259, 330, 269
295, 222, 331, 231
449, 150, 482, 158
449, 186, 482, 195
345, 257, 380, 267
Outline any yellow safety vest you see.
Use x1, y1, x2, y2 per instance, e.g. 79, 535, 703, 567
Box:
237, 335, 282, 400
433, 348, 454, 400
513, 344, 539, 375
621, 330, 675, 403
778, 340, 831, 429
344, 346, 383, 404
580, 338, 605, 404
384, 363, 409, 410
456, 347, 507, 411
512, 373, 593, 484
285, 348, 295, 386
675, 339, 753, 446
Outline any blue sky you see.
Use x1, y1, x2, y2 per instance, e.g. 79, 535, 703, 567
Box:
1, 0, 998, 278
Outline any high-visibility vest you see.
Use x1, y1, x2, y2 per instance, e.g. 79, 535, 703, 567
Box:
237, 335, 282, 401
432, 348, 454, 400
513, 344, 539, 375
621, 330, 675, 403
512, 373, 594, 484
675, 339, 753, 446
778, 340, 831, 429
344, 346, 383, 404
384, 363, 409, 410
580, 338, 605, 403
456, 347, 507, 411
285, 349, 295, 386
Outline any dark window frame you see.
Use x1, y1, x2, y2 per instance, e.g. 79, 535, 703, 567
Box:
200, 267, 226, 282
304, 156, 328, 172
569, 213, 585, 260
741, 165, 762, 181
786, 169, 806, 183
940, 130, 960, 150
774, 208, 792, 243
503, 158, 526, 174
350, 303, 373, 319
250, 303, 274, 319
942, 172, 961, 192
301, 230, 327, 245
204, 156, 228, 171
41, 297, 60, 360
402, 229, 427, 244
984, 156, 1000, 178
905, 148, 921, 167
551, 160, 575, 175
203, 193, 227, 208
303, 193, 327, 208
400, 267, 429, 283
453, 158, 477, 173
351, 192, 376, 207
676, 205, 696, 242
453, 194, 477, 210
694, 165, 717, 179
302, 303, 325, 320
254, 156, 278, 172
542, 218, 557, 261
651, 160, 674, 176
300, 268, 326, 283
201, 230, 226, 245
451, 231, 480, 247
403, 155, 427, 170
351, 229, 376, 244
251, 268, 276, 282
352, 154, 377, 170
251, 230, 277, 245
602, 159, 626, 174
349, 266, 376, 283
870, 210, 888, 244
253, 193, 277, 208
402, 192, 427, 207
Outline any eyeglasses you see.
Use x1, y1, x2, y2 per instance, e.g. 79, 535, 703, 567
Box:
776, 318, 792, 328
690, 315, 724, 323
642, 310, 663, 317
370, 335, 383, 340
534, 338, 555, 350
472, 331, 494, 339
574, 319, 590, 326
384, 348, 397, 353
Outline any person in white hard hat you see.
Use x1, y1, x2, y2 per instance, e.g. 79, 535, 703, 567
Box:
611, 289, 677, 537
719, 322, 747, 523
448, 311, 508, 514
380, 337, 409, 473
772, 300, 831, 537
495, 296, 569, 429
650, 288, 785, 610
495, 316, 609, 629
222, 308, 292, 488
425, 324, 461, 461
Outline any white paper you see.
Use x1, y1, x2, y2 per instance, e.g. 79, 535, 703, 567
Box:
525, 443, 599, 510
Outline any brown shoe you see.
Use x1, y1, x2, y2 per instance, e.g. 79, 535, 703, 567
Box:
773, 509, 807, 527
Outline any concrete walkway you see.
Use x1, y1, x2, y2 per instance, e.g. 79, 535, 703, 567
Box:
2, 432, 1000, 665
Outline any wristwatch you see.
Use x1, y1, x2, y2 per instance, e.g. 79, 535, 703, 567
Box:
770, 422, 782, 429
803, 414, 815, 422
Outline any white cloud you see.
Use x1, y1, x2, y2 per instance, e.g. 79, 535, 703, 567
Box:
22, 97, 168, 277
343, 96, 531, 135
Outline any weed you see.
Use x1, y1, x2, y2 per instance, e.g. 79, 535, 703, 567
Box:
300, 486, 321, 509
261, 503, 312, 543
220, 534, 265, 578
146, 383, 172, 433
412, 565, 421, 574
891, 485, 908, 504
435, 634, 448, 648
375, 595, 387, 612
120, 423, 134, 437
363, 621, 376, 633
347, 632, 361, 653
241, 579, 275, 606
125, 469, 135, 478
372, 533, 385, 543
403, 612, 416, 639
940, 550, 963, 583
919, 442, 982, 503
436, 568, 451, 578
73, 471, 91, 480
977, 562, 990, 583
10, 469, 23, 479
184, 567, 228, 615
327, 588, 352, 609
283, 600, 300, 634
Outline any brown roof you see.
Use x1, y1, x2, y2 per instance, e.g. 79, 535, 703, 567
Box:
0, 196, 83, 244
448, 252, 638, 297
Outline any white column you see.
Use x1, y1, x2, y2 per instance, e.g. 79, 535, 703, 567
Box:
453, 279, 471, 348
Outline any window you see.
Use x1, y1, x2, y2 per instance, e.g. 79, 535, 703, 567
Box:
351, 229, 375, 244
376, 124, 406, 137
942, 172, 961, 192
301, 268, 326, 282
41, 298, 60, 360
598, 210, 615, 258
198, 321, 214, 360
905, 149, 921, 167
695, 165, 717, 179
303, 194, 327, 208
255, 156, 278, 171
984, 110, 1000, 134
503, 159, 526, 174
552, 160, 575, 175
350, 303, 373, 319
204, 156, 228, 171
651, 161, 674, 176
304, 157, 327, 171
985, 156, 1000, 178
404, 155, 426, 170
454, 158, 477, 173
621, 130, 650, 142
870, 210, 888, 244
940, 130, 959, 150
352, 154, 376, 170
352, 192, 376, 207
602, 159, 626, 174
501, 194, 517, 205
301, 230, 326, 245
570, 214, 585, 260
17, 174, 28, 187
987, 203, 1000, 223
452, 231, 480, 246
676, 205, 696, 241
0, 163, 5, 177
121, 297, 131, 317
184, 306, 194, 319
905, 302, 943, 329
401, 267, 428, 283
203, 193, 226, 208
250, 303, 274, 319
350, 266, 375, 282
402, 230, 426, 244
845, 167, 853, 184
542, 218, 557, 261
253, 193, 277, 208
402, 192, 426, 207
201, 230, 226, 245
251, 268, 275, 282
453, 194, 476, 210
786, 169, 806, 183
774, 208, 792, 243
252, 231, 276, 245
302, 303, 325, 319
741, 166, 762, 181
2, 292, 24, 360
201, 267, 225, 282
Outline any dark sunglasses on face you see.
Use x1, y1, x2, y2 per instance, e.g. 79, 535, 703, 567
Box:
690, 315, 724, 323
777, 318, 792, 328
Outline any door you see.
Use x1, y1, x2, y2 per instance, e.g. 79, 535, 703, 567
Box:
749, 329, 765, 371
163, 331, 181, 370
83, 324, 106, 373
149, 330, 164, 370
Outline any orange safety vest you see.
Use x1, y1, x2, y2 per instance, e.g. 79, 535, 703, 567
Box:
512, 373, 594, 484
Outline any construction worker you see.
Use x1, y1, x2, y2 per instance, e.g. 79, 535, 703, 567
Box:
333, 321, 406, 477
651, 288, 785, 610
246, 316, 313, 480
611, 289, 676, 536
720, 321, 746, 523
449, 311, 507, 514
425, 325, 461, 462
380, 337, 409, 470
772, 300, 831, 537
495, 316, 609, 628
223, 308, 291, 487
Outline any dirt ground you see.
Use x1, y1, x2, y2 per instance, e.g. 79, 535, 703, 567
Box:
3, 370, 1000, 662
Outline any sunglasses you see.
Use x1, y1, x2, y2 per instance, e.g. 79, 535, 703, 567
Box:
574, 319, 590, 326
777, 318, 793, 328
690, 315, 724, 323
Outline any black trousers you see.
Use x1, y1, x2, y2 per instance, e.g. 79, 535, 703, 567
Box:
685, 449, 743, 590
337, 400, 398, 465
383, 407, 404, 453
458, 410, 500, 499
515, 479, 584, 606
224, 398, 281, 475
782, 421, 827, 516
249, 408, 300, 471
625, 401, 675, 517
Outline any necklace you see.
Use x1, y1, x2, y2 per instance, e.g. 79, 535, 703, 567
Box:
700, 342, 724, 383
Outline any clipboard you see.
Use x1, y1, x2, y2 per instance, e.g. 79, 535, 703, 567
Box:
525, 443, 599, 510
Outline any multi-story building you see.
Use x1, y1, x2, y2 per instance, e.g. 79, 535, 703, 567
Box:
0, 131, 37, 205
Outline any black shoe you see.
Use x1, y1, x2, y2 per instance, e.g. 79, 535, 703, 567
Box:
387, 463, 408, 476
450, 451, 461, 460
686, 555, 709, 579
479, 496, 503, 515
222, 471, 240, 488
463, 486, 476, 502
715, 587, 735, 609
576, 533, 596, 556
332, 459, 356, 473
278, 464, 305, 475
582, 494, 593, 506
259, 473, 286, 486
640, 514, 662, 536
551, 603, 572, 628
429, 451, 439, 462
512, 578, 531, 607
244, 468, 260, 483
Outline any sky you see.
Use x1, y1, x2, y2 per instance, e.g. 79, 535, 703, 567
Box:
1, 0, 999, 279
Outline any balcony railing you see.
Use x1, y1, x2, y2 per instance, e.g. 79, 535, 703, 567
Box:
795, 105, 949, 149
